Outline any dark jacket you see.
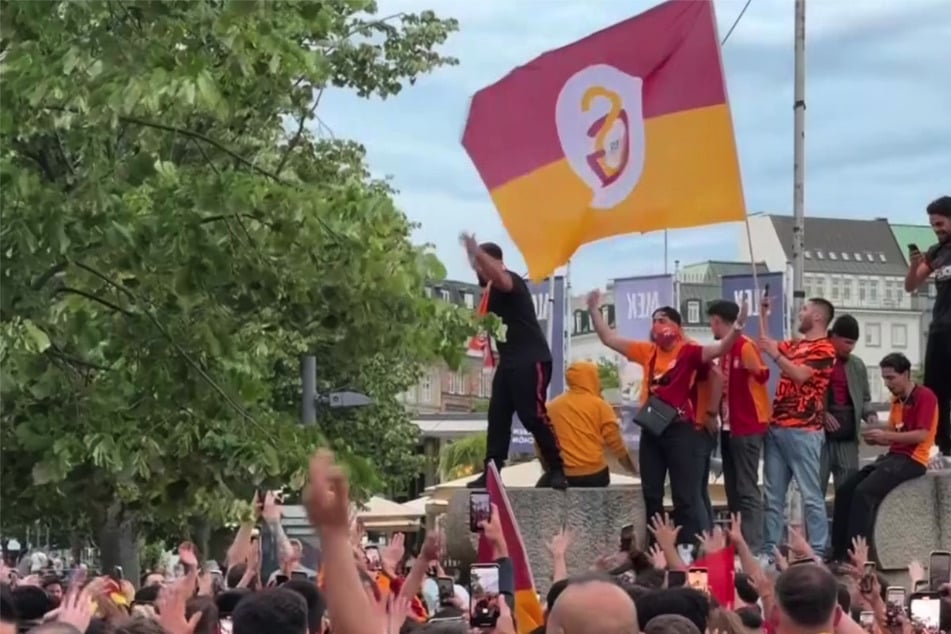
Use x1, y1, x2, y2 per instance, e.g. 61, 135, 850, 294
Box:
825, 354, 874, 441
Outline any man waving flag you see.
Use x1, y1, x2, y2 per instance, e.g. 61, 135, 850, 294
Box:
463, 0, 745, 280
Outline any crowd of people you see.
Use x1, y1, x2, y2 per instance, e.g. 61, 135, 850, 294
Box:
3, 450, 951, 634
462, 195, 950, 567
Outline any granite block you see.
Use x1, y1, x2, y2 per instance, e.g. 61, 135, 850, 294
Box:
874, 473, 939, 570
933, 471, 951, 552
444, 487, 645, 594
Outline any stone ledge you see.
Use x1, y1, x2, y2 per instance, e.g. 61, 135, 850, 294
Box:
874, 471, 948, 570
444, 486, 645, 594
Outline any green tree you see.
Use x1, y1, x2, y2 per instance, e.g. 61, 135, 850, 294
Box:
597, 357, 620, 389
1, 0, 469, 578
438, 434, 486, 481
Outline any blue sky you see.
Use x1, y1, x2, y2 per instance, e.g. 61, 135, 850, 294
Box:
316, 0, 951, 291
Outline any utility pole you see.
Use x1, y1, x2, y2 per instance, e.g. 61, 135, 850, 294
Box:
790, 0, 807, 333
299, 355, 373, 425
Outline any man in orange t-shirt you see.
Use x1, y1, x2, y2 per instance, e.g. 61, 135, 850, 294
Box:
707, 299, 770, 554
758, 298, 836, 558
829, 352, 937, 562
586, 290, 747, 547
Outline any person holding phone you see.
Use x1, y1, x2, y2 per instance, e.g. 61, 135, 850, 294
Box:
903, 195, 951, 456
587, 290, 747, 548
459, 235, 568, 490
830, 353, 939, 562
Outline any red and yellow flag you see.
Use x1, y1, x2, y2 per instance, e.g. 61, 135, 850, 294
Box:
462, 0, 745, 280
477, 463, 544, 634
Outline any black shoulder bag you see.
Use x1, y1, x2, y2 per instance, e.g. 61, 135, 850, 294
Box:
631, 351, 682, 437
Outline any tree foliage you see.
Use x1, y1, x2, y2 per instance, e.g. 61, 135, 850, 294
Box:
437, 434, 486, 481
596, 357, 620, 390
0, 0, 470, 543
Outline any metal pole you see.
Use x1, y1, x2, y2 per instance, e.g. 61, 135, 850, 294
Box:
673, 260, 681, 309
791, 0, 807, 334
564, 261, 572, 368
663, 230, 669, 275
301, 355, 317, 425
546, 275, 556, 400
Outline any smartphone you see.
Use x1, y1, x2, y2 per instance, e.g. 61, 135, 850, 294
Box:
437, 576, 455, 606
365, 546, 381, 571
910, 593, 941, 629
687, 567, 709, 593
928, 551, 951, 590
908, 243, 921, 255
860, 562, 876, 593
111, 565, 124, 582
69, 566, 87, 589
859, 611, 875, 632
666, 570, 686, 588
885, 586, 906, 626
469, 563, 501, 629
290, 571, 309, 580
273, 573, 289, 586
619, 524, 634, 552
469, 491, 491, 533
914, 579, 930, 593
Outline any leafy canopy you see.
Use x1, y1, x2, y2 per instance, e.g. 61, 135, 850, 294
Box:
0, 0, 473, 537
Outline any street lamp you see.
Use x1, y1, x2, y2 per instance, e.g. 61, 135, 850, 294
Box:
299, 355, 373, 425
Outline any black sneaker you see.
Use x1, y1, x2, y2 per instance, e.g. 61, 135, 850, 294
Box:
546, 470, 569, 491
466, 472, 488, 489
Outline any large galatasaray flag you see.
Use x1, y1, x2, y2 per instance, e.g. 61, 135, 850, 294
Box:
477, 463, 544, 634
462, 0, 745, 280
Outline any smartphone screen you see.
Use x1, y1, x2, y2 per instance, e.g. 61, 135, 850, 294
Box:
111, 566, 124, 581
886, 587, 906, 609
908, 243, 921, 254
437, 576, 455, 605
290, 571, 308, 580
687, 568, 708, 593
469, 491, 491, 533
619, 524, 634, 551
859, 611, 875, 633
928, 551, 951, 590
910, 596, 941, 631
365, 546, 381, 571
666, 570, 686, 588
469, 564, 501, 629
273, 573, 289, 586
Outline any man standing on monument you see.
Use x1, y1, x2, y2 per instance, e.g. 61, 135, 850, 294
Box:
460, 234, 568, 490
903, 195, 951, 456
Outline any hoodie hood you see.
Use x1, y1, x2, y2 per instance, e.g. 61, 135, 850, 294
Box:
565, 361, 601, 395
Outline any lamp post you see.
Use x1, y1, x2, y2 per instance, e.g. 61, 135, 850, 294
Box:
299, 354, 373, 425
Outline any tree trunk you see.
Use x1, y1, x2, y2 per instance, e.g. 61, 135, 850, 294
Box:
97, 503, 141, 587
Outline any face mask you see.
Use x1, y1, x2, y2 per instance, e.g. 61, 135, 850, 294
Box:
652, 322, 680, 348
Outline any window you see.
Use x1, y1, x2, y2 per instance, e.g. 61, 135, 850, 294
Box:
816, 250, 825, 259
866, 253, 874, 262
439, 289, 450, 302
842, 252, 850, 260
879, 253, 887, 262
829, 251, 837, 260
841, 277, 852, 303
865, 323, 882, 347
456, 372, 468, 395
463, 292, 474, 309
830, 276, 841, 301
858, 279, 868, 303
854, 252, 862, 261
804, 251, 812, 259
891, 323, 907, 348
868, 279, 879, 304
420, 374, 433, 403
478, 369, 491, 398
803, 275, 814, 298
687, 300, 700, 324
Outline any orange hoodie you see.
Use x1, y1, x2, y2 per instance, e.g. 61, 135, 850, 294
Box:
539, 361, 628, 477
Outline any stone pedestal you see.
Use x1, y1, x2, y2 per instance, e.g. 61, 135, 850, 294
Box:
444, 486, 644, 593
874, 471, 951, 570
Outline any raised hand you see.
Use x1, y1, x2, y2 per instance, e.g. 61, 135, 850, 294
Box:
545, 527, 573, 559
305, 449, 351, 533
648, 513, 682, 551
381, 533, 405, 575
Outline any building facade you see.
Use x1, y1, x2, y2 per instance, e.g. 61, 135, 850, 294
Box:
741, 214, 923, 402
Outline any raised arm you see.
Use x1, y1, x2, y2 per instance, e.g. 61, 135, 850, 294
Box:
700, 300, 749, 362
587, 290, 638, 357
904, 245, 933, 292
460, 232, 514, 291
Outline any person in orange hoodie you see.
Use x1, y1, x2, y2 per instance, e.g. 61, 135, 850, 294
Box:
536, 361, 635, 487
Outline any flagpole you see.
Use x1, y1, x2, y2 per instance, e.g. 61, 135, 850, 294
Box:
790, 0, 807, 335
565, 260, 572, 371
546, 274, 556, 400
663, 229, 669, 275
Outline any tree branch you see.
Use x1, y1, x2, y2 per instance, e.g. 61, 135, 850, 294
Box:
47, 346, 113, 372
55, 287, 135, 317
276, 85, 324, 176
32, 261, 68, 290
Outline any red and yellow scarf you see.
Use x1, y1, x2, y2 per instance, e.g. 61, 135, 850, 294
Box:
467, 283, 496, 369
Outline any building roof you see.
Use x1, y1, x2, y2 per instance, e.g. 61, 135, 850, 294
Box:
427, 279, 482, 307
889, 224, 938, 265
767, 215, 907, 275
680, 260, 770, 283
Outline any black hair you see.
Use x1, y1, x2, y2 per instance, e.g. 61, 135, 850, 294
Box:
233, 588, 308, 634
545, 578, 569, 611
635, 587, 710, 632
830, 314, 860, 341
775, 564, 839, 627
0, 584, 17, 624
807, 297, 835, 324
479, 242, 503, 260
282, 579, 327, 634
133, 584, 161, 605
215, 588, 251, 617
735, 606, 764, 629
11, 585, 52, 621
652, 306, 682, 327
644, 614, 702, 634
734, 572, 760, 605
41, 576, 63, 590
836, 583, 851, 613
185, 596, 219, 634
706, 300, 739, 324
879, 352, 912, 375
927, 195, 951, 218
634, 568, 666, 590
